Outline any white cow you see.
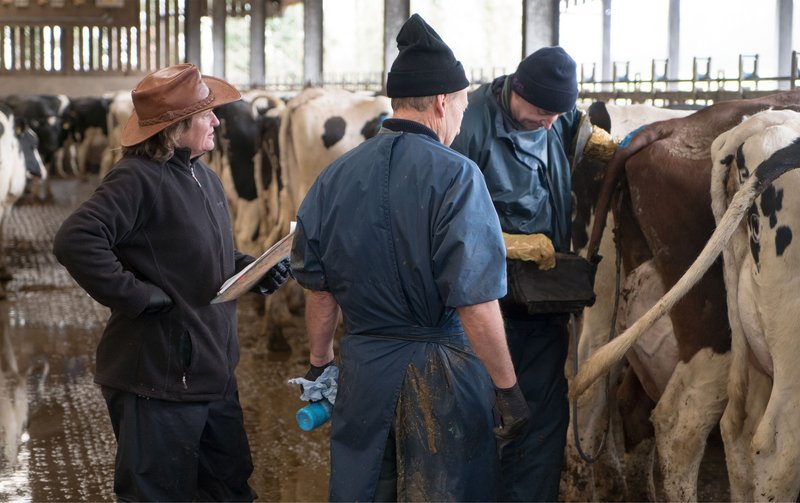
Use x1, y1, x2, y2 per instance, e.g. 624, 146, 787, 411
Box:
711, 109, 800, 502
99, 90, 134, 180
0, 109, 43, 294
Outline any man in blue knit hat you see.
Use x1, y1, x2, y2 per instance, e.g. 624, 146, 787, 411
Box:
291, 13, 529, 502
451, 46, 582, 502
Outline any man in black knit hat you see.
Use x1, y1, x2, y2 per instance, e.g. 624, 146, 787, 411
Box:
451, 46, 583, 502
291, 13, 529, 502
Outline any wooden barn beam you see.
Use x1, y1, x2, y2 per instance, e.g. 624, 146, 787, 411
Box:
668, 0, 680, 86
383, 0, 410, 93
522, 0, 559, 58
212, 0, 226, 77
778, 0, 793, 89
303, 0, 323, 86
601, 0, 611, 84
251, 0, 266, 87
186, 0, 202, 67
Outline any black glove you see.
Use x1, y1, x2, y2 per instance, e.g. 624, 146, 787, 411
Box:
305, 360, 335, 381
493, 382, 530, 455
300, 360, 335, 395
257, 257, 293, 295
142, 283, 173, 315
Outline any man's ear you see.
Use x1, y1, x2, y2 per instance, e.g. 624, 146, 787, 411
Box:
434, 94, 447, 117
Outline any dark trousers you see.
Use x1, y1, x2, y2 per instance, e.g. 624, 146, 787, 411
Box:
102, 386, 257, 502
498, 315, 569, 502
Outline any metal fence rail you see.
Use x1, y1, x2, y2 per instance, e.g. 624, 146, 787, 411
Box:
577, 52, 800, 106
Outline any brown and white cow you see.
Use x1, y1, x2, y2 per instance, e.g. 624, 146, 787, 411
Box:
564, 101, 692, 501
570, 90, 800, 501
710, 109, 800, 502
259, 88, 391, 349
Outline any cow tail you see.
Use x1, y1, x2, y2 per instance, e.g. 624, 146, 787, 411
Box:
571, 142, 800, 400
585, 124, 663, 260
710, 133, 750, 433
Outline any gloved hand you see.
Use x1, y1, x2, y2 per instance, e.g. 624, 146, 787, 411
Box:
300, 359, 335, 395
305, 360, 335, 381
257, 257, 293, 295
142, 283, 173, 315
503, 232, 556, 269
493, 382, 530, 455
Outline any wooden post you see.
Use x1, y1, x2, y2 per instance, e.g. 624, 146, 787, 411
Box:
667, 0, 680, 89
778, 0, 793, 89
185, 0, 202, 67
303, 0, 323, 86
250, 0, 266, 87
601, 0, 611, 87
212, 0, 226, 78
522, 0, 558, 59
383, 0, 409, 93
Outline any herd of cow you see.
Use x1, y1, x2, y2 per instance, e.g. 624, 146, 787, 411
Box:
1, 85, 799, 502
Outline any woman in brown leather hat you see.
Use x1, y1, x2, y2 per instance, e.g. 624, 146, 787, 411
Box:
53, 64, 291, 502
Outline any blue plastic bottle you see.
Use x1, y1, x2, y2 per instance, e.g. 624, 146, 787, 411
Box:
296, 400, 333, 431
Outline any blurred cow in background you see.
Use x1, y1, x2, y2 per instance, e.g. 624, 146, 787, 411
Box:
0, 106, 46, 291
259, 88, 391, 350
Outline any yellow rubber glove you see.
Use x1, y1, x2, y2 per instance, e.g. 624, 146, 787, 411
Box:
503, 233, 556, 270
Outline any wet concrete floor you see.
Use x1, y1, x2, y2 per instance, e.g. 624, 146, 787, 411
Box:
0, 177, 329, 502
0, 177, 731, 502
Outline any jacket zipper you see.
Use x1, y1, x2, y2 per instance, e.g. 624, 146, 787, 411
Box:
182, 373, 188, 389
190, 166, 202, 187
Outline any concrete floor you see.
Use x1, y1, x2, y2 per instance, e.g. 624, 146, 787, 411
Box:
0, 176, 731, 502
0, 177, 329, 502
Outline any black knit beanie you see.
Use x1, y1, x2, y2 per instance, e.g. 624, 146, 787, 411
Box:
386, 14, 469, 98
510, 46, 578, 113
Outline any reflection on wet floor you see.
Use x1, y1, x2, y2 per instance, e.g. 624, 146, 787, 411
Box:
0, 178, 329, 502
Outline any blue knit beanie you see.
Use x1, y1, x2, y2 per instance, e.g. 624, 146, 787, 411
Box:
511, 46, 578, 113
386, 14, 469, 98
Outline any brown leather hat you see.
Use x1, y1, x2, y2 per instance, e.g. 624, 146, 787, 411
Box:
120, 63, 241, 147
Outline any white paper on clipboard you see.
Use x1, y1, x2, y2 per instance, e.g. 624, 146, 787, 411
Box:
211, 229, 295, 304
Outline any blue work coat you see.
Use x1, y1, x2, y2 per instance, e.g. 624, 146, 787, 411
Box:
292, 119, 506, 501
450, 77, 582, 252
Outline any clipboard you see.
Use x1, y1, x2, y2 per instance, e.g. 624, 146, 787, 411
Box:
211, 230, 295, 304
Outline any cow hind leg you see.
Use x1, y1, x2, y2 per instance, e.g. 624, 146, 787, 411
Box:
616, 366, 657, 501
652, 348, 729, 502
751, 369, 800, 502
721, 362, 769, 502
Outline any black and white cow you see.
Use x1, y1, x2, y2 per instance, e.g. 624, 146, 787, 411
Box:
258, 88, 392, 350
209, 90, 286, 257
58, 96, 110, 178
0, 106, 46, 288
3, 94, 69, 170
710, 109, 800, 502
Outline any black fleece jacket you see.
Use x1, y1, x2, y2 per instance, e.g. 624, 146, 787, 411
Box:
53, 148, 254, 401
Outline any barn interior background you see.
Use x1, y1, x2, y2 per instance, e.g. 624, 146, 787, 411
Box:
0, 0, 798, 502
